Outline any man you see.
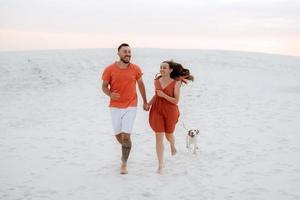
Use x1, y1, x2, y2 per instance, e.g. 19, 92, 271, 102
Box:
101, 43, 148, 174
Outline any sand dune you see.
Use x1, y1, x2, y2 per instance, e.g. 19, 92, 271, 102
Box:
0, 49, 300, 200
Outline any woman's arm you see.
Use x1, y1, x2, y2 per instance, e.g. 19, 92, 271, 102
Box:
148, 95, 156, 106
156, 81, 181, 104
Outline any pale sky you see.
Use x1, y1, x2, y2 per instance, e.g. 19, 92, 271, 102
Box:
0, 0, 300, 56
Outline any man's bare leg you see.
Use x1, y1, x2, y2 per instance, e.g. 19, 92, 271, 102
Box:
120, 133, 131, 174
115, 133, 122, 144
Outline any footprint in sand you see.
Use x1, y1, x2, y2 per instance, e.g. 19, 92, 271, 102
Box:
141, 192, 152, 197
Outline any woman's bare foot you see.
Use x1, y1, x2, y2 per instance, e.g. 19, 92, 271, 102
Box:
171, 145, 177, 156
120, 163, 128, 175
156, 164, 164, 174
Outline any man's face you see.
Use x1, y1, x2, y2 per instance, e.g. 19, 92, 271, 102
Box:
118, 46, 131, 64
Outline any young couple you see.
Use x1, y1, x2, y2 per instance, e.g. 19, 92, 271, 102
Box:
101, 43, 193, 175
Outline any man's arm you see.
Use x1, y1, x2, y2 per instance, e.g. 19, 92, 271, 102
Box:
137, 77, 148, 110
102, 80, 120, 100
102, 80, 111, 96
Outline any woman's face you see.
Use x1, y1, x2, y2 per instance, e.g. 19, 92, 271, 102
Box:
160, 62, 172, 76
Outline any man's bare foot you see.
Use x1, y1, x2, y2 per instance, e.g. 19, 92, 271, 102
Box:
120, 163, 128, 175
171, 145, 177, 156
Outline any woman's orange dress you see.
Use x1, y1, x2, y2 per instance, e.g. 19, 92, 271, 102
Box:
149, 78, 180, 133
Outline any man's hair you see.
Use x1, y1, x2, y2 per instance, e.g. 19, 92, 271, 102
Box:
118, 43, 130, 52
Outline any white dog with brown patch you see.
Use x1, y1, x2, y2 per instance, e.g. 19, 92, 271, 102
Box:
186, 129, 200, 154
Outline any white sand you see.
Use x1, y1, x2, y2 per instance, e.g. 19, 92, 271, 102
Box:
0, 49, 300, 200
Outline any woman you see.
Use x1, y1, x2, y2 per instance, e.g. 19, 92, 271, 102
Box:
147, 60, 194, 174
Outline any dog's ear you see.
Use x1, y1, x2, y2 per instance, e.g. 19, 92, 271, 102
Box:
196, 130, 200, 134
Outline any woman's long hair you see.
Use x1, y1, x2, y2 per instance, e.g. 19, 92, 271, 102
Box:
155, 60, 194, 83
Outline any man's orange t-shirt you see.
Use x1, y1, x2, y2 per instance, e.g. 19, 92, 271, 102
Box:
102, 62, 143, 108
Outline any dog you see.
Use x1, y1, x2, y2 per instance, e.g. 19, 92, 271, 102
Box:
186, 129, 200, 154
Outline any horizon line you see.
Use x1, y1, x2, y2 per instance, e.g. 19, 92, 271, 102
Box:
0, 47, 299, 58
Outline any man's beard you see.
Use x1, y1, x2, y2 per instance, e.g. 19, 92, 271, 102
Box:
120, 56, 130, 64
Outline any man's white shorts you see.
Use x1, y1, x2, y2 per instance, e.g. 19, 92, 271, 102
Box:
110, 107, 137, 135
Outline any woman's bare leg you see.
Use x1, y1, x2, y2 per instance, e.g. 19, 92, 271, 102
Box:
155, 133, 165, 174
166, 133, 177, 156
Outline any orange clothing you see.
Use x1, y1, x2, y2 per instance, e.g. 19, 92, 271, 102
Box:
102, 62, 143, 108
149, 78, 180, 133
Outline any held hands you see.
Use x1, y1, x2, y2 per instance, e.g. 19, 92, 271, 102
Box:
110, 91, 151, 111
143, 102, 150, 111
